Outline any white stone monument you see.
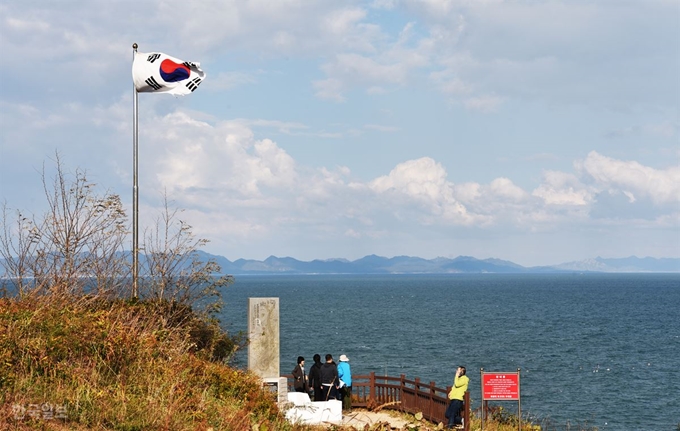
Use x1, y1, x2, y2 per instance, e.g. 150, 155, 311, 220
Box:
248, 298, 286, 403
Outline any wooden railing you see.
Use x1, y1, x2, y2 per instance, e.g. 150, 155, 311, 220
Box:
283, 372, 470, 430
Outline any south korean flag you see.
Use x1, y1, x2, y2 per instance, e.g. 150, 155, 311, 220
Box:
132, 51, 205, 96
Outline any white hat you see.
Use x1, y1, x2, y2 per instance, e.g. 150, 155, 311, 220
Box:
339, 354, 349, 362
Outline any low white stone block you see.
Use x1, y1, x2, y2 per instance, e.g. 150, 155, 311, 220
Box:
284, 393, 342, 425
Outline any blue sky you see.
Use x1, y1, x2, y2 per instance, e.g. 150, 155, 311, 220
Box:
1, 0, 678, 266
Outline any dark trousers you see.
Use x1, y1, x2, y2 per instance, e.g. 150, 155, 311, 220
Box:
340, 386, 352, 410
312, 386, 324, 402
446, 399, 463, 427
322, 384, 339, 400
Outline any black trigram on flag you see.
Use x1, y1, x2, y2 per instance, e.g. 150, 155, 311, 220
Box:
145, 76, 163, 90
147, 53, 161, 63
185, 77, 202, 92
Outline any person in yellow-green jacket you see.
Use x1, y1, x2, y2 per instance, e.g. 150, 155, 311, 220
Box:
445, 366, 468, 429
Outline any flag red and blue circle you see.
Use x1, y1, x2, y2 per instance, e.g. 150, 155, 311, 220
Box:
159, 59, 190, 82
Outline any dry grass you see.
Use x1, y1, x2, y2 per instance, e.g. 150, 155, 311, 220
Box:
0, 293, 291, 430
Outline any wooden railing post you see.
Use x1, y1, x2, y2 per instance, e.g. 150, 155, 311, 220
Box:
400, 374, 406, 411
429, 381, 436, 420
464, 391, 471, 431
414, 377, 420, 413
369, 371, 376, 405
445, 384, 452, 425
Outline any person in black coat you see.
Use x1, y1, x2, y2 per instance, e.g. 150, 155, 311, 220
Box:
292, 356, 308, 392
319, 353, 339, 400
308, 353, 323, 401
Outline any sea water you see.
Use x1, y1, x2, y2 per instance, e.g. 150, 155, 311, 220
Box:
218, 273, 680, 431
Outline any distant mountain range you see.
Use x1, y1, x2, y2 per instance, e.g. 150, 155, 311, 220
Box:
198, 252, 680, 274
1, 253, 677, 277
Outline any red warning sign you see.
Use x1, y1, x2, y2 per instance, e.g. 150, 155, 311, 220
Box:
482, 372, 520, 400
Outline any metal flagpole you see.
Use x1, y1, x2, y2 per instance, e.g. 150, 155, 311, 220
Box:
132, 42, 139, 299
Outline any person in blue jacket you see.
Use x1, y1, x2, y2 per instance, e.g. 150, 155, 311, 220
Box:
337, 354, 352, 411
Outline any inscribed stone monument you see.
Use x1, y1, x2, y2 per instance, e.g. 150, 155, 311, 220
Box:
247, 297, 280, 379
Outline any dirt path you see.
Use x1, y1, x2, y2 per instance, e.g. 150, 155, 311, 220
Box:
341, 408, 413, 428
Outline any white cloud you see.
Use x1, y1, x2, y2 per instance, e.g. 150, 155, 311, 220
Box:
532, 171, 592, 206
576, 151, 680, 205
528, 149, 680, 215
369, 157, 474, 223
371, 157, 445, 194
146, 114, 298, 201
452, 182, 482, 204
136, 122, 678, 242
489, 177, 528, 201
451, 178, 537, 226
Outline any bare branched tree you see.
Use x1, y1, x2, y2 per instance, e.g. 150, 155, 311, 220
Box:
0, 153, 129, 297
140, 194, 233, 315
2, 154, 232, 320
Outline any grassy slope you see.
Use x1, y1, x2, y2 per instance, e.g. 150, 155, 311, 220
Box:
0, 295, 295, 430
